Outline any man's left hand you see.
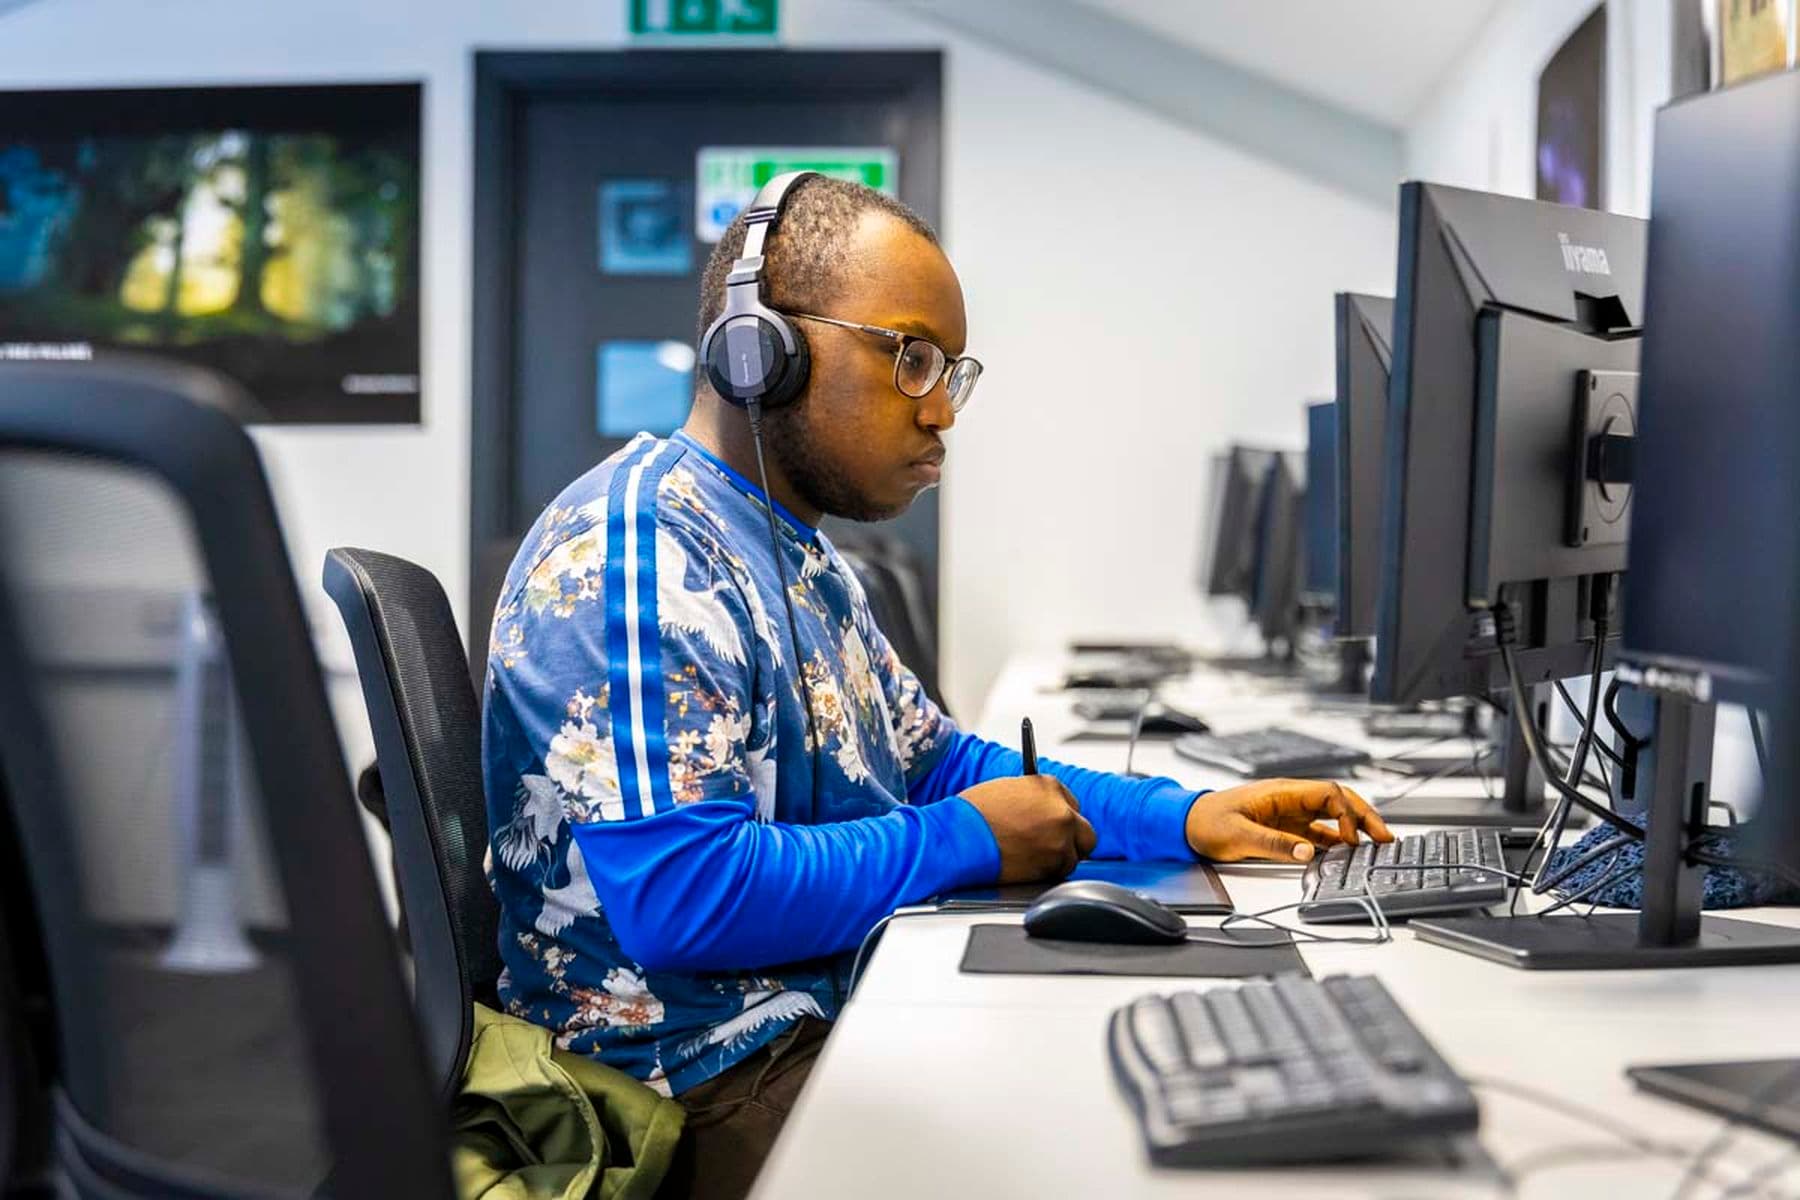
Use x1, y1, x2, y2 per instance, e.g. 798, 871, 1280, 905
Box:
1184, 779, 1393, 863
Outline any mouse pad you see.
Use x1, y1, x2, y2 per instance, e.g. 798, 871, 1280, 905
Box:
935, 859, 1233, 914
959, 924, 1310, 979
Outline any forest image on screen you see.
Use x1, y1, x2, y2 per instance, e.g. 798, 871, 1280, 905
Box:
0, 85, 421, 423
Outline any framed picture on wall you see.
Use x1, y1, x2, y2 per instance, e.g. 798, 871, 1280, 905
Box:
0, 83, 423, 424
1717, 0, 1795, 85
1536, 6, 1607, 210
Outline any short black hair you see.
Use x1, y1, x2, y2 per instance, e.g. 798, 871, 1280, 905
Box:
694, 175, 938, 367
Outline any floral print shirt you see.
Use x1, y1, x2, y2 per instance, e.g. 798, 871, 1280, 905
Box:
481, 431, 1000, 1095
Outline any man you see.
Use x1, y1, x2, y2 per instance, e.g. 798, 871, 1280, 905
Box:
482, 175, 1392, 1197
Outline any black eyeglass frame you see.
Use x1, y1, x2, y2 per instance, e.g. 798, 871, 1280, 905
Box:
784, 310, 983, 410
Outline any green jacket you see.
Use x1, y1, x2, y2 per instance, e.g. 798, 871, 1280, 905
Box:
453, 1004, 685, 1200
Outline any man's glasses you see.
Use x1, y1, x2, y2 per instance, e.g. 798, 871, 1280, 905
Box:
785, 312, 983, 412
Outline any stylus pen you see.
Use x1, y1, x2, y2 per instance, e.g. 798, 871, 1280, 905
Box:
1021, 717, 1038, 775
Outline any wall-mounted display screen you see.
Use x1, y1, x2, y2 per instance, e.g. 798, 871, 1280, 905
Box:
0, 83, 422, 424
1535, 7, 1606, 210
597, 339, 693, 437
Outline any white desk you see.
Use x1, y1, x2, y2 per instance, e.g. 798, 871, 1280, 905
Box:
752, 653, 1800, 1198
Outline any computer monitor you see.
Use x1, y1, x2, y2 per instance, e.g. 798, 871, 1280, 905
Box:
1372, 183, 1647, 709
1302, 402, 1337, 610
1200, 445, 1277, 600
1333, 293, 1392, 642
1249, 452, 1303, 650
1412, 69, 1800, 973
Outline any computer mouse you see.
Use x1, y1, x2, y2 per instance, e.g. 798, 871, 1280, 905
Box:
1138, 704, 1211, 736
1022, 880, 1190, 945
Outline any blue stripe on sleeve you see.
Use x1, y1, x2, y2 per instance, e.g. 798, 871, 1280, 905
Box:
603, 437, 660, 821
630, 447, 681, 816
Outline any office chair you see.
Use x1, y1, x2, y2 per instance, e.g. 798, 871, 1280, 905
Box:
832, 533, 950, 717
0, 773, 54, 1196
321, 548, 502, 1101
0, 360, 451, 1198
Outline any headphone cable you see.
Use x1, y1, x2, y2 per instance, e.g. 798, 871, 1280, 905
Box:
746, 399, 823, 812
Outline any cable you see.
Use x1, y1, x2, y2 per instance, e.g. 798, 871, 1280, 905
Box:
746, 399, 821, 811
1489, 595, 1800, 913
1554, 678, 1627, 769
1533, 830, 1635, 896
1539, 858, 1636, 916
1671, 1059, 1800, 1200
1531, 612, 1609, 894
1718, 1145, 1800, 1199
1368, 746, 1497, 810
1605, 677, 1650, 752
1465, 1076, 1789, 1200
846, 909, 946, 998
1220, 894, 1393, 945
1690, 845, 1800, 894
1493, 598, 1646, 843
1750, 707, 1771, 784
1365, 860, 1573, 902
1468, 1075, 1693, 1157
1122, 686, 1154, 778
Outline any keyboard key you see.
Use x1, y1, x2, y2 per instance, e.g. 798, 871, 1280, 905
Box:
1168, 991, 1230, 1071
1206, 989, 1273, 1064
1275, 976, 1356, 1052
1129, 997, 1189, 1075
1241, 983, 1305, 1055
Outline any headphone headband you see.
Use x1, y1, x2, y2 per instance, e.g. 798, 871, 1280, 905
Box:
738, 171, 815, 262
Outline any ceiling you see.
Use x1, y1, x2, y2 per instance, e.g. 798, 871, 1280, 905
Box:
1068, 0, 1503, 126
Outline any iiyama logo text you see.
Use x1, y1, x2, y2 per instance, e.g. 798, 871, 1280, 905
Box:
1558, 232, 1611, 276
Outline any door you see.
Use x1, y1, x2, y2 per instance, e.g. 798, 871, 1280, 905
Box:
471, 50, 944, 668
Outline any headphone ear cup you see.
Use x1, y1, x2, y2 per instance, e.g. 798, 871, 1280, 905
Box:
760, 318, 811, 410
703, 313, 785, 406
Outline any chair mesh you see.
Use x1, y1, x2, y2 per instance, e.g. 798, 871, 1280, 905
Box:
0, 450, 328, 1192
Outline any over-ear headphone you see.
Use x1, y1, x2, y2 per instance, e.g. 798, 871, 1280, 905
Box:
699, 170, 818, 410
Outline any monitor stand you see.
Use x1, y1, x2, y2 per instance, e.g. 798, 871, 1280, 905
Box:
1378, 687, 1577, 829
1302, 641, 1373, 712
1201, 645, 1299, 678
1412, 686, 1800, 970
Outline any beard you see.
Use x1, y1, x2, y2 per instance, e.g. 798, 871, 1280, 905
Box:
762, 401, 911, 523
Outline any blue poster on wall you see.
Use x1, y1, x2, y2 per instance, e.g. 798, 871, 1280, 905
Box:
599, 179, 692, 275
597, 340, 694, 437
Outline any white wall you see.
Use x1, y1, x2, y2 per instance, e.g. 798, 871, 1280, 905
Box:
0, 0, 1398, 734
1404, 0, 1673, 216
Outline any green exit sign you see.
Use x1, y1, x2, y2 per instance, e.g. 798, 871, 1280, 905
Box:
629, 0, 778, 37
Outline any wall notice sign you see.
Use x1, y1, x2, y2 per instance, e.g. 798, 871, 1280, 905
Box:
629, 0, 777, 38
695, 147, 899, 242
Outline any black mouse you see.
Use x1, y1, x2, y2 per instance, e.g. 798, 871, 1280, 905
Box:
1022, 880, 1189, 945
1138, 704, 1210, 736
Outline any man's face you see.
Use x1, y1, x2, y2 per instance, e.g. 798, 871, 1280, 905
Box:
766, 211, 967, 523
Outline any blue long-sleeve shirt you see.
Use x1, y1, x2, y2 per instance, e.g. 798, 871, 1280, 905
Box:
482, 432, 1201, 1095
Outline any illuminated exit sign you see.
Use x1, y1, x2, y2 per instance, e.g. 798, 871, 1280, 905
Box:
629, 0, 778, 38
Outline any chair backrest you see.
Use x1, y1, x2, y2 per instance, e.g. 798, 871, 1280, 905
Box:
834, 537, 950, 718
0, 361, 450, 1198
0, 771, 55, 1194
321, 547, 501, 1099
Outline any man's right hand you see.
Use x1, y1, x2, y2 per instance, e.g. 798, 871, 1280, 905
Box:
960, 775, 1099, 883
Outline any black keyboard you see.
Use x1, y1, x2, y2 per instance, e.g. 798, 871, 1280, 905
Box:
1172, 726, 1371, 777
1300, 828, 1508, 923
1109, 975, 1479, 1166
